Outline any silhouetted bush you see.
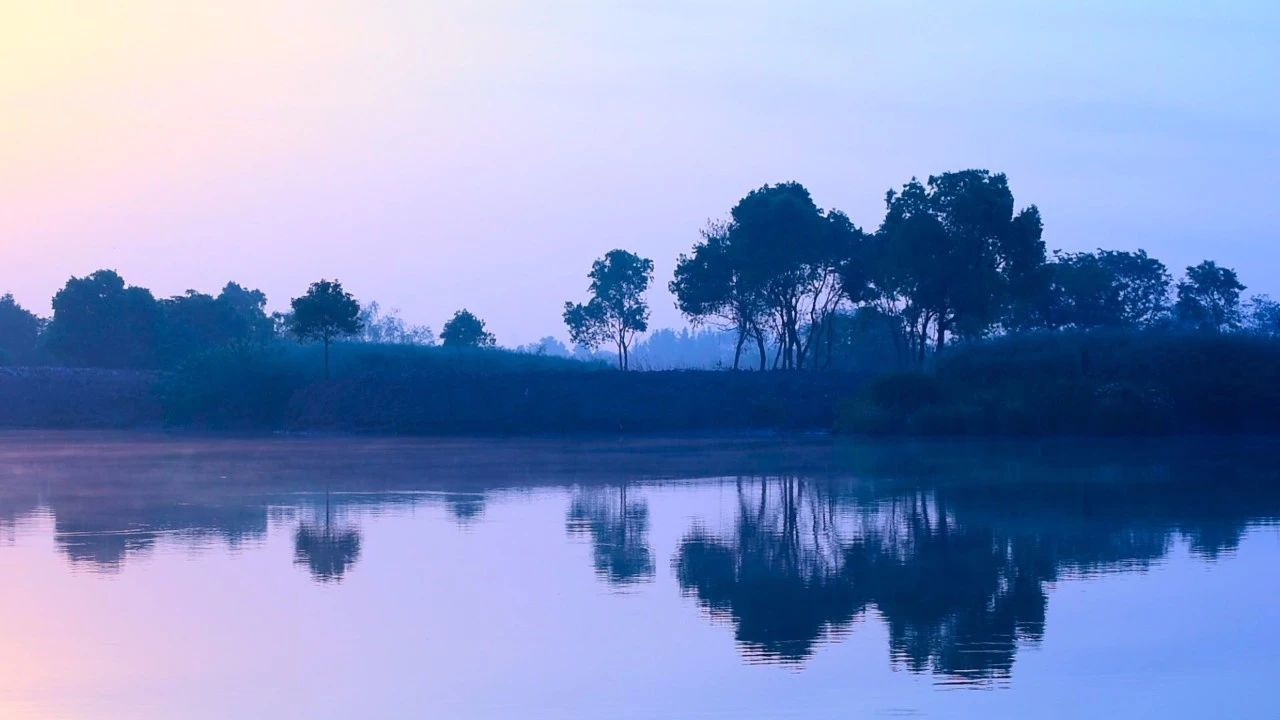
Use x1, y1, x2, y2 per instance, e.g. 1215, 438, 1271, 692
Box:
838, 331, 1280, 435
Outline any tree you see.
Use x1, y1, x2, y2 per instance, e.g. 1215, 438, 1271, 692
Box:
1245, 295, 1280, 337
1175, 261, 1245, 332
0, 294, 42, 366
156, 282, 275, 366
673, 184, 857, 370
1044, 249, 1171, 329
728, 182, 847, 369
874, 171, 1045, 360
671, 222, 770, 370
216, 282, 275, 347
45, 269, 162, 368
440, 309, 496, 348
288, 279, 362, 378
563, 249, 654, 370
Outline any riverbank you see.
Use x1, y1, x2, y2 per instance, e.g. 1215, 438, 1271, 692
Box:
3, 331, 1277, 435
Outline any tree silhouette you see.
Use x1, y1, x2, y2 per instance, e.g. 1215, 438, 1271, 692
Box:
1175, 260, 1246, 332
671, 222, 770, 370
563, 249, 654, 370
0, 294, 42, 365
440, 309, 496, 348
874, 171, 1045, 359
288, 279, 362, 378
1043, 249, 1171, 330
45, 269, 162, 368
566, 485, 654, 586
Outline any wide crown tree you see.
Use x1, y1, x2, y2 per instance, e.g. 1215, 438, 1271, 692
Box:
673, 183, 857, 370
875, 170, 1045, 359
440, 309, 496, 348
1175, 261, 1245, 333
564, 249, 654, 370
288, 279, 362, 378
45, 269, 161, 368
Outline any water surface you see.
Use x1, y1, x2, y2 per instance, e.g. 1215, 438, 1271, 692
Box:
1, 432, 1277, 719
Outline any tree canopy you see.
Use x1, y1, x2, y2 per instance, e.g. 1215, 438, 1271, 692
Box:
0, 293, 42, 366
564, 249, 654, 370
1175, 261, 1246, 333
288, 279, 362, 377
45, 270, 162, 368
441, 309, 496, 348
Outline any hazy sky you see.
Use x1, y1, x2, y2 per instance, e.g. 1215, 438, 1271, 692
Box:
3, 1, 1277, 344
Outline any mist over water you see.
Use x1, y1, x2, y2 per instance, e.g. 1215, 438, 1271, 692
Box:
1, 433, 1277, 718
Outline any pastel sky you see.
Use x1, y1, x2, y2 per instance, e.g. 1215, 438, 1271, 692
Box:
2, 1, 1277, 344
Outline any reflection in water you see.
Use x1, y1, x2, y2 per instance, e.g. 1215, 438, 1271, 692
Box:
445, 492, 486, 525
0, 434, 1278, 693
294, 492, 362, 583
566, 485, 654, 586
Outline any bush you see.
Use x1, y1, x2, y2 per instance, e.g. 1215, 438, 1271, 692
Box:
837, 330, 1280, 436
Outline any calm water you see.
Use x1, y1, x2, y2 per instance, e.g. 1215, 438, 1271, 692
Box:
1, 432, 1278, 719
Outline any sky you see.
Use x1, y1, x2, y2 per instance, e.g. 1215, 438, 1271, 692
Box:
2, 0, 1277, 345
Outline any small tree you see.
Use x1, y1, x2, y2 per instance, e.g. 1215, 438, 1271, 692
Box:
1175, 261, 1245, 333
564, 249, 653, 370
441, 309, 496, 348
288, 279, 362, 378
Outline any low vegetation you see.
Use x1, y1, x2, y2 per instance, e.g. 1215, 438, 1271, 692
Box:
838, 331, 1280, 436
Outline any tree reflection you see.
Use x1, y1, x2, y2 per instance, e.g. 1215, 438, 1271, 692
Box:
444, 492, 486, 525
672, 458, 1280, 683
293, 491, 361, 583
566, 485, 654, 586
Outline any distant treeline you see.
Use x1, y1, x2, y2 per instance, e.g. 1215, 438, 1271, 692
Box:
2, 169, 1277, 376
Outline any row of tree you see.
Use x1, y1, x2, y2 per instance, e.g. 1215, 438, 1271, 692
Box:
663, 171, 1277, 369
2, 168, 1276, 372
0, 271, 499, 371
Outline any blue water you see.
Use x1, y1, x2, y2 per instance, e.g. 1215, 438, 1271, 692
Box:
0, 433, 1276, 719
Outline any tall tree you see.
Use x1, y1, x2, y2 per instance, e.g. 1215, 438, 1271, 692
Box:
440, 309, 496, 348
0, 294, 42, 366
728, 182, 843, 369
563, 249, 654, 370
671, 222, 769, 370
1175, 261, 1245, 332
288, 279, 362, 378
45, 270, 162, 368
875, 171, 1045, 359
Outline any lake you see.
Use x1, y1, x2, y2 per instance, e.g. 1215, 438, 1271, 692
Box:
1, 432, 1277, 719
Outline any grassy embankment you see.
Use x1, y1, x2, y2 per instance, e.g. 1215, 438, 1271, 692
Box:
837, 331, 1280, 435
159, 343, 865, 433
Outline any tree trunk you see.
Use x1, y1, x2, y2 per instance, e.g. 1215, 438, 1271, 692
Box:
732, 328, 746, 371
935, 321, 946, 357
755, 331, 767, 371
323, 337, 331, 379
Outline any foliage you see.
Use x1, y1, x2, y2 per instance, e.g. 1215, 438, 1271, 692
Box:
356, 301, 434, 345
838, 330, 1280, 435
563, 249, 654, 369
45, 270, 162, 368
873, 170, 1045, 358
0, 294, 43, 365
671, 221, 771, 370
157, 283, 274, 366
1042, 249, 1171, 329
1175, 261, 1246, 332
440, 309, 496, 348
288, 279, 362, 377
1245, 295, 1280, 337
